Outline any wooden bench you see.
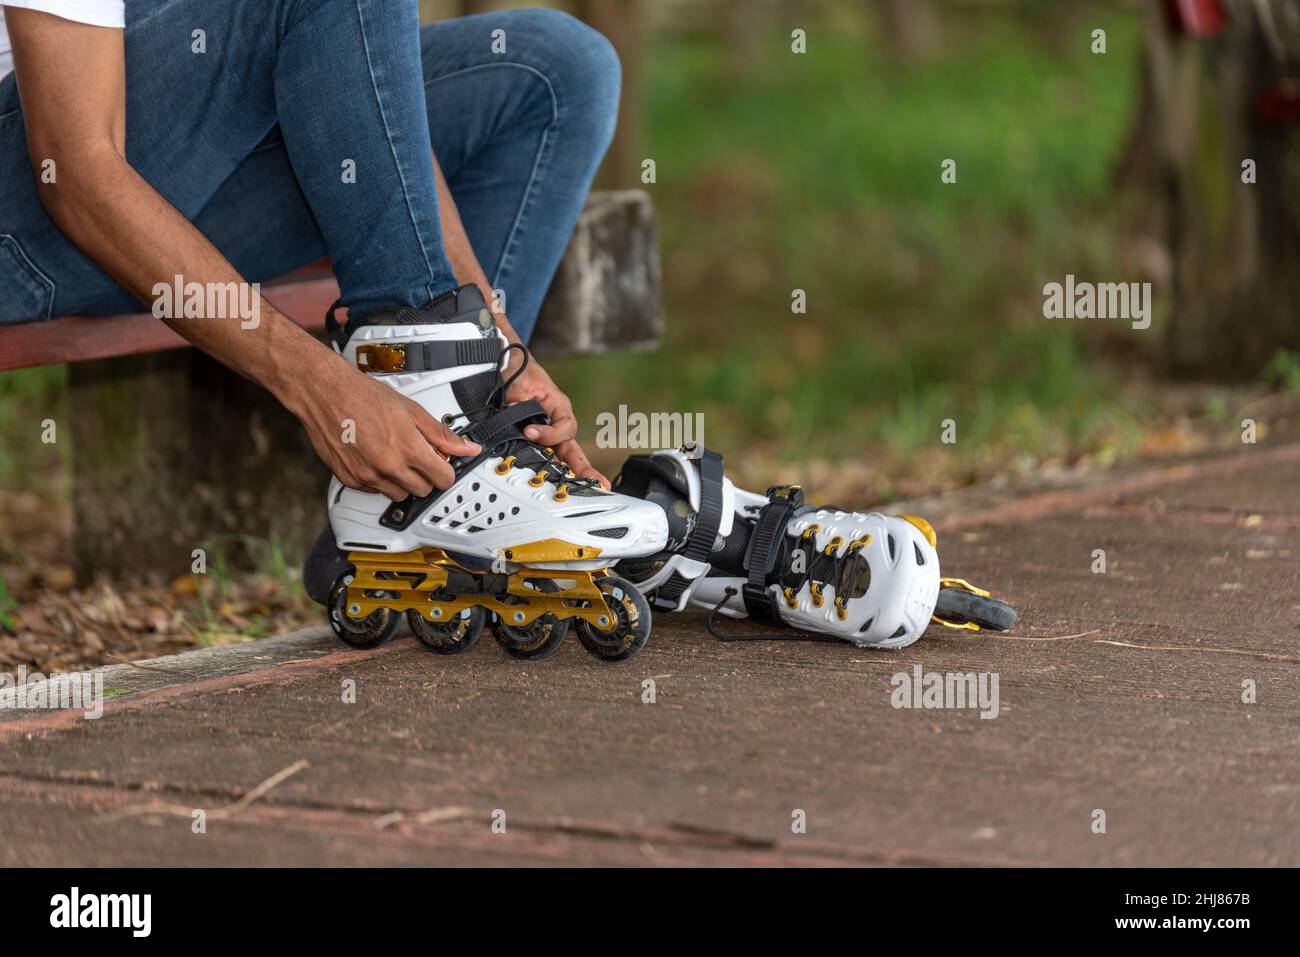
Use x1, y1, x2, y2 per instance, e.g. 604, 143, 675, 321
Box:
0, 190, 662, 583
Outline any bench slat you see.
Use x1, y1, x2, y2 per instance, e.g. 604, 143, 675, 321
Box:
0, 190, 661, 374
0, 277, 336, 373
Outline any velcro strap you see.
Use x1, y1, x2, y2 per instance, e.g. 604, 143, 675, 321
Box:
356, 337, 500, 373
653, 449, 725, 610
462, 399, 549, 447
741, 485, 803, 622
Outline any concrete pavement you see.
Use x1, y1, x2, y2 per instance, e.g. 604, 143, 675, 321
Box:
3, 444, 1297, 866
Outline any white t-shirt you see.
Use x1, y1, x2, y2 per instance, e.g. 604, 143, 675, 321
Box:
1, 1, 125, 78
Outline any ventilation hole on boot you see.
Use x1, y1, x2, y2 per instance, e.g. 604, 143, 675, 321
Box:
472, 482, 480, 491
914, 542, 926, 565
843, 560, 872, 599
456, 494, 463, 504
486, 517, 492, 525
448, 521, 461, 529
589, 526, 629, 539
511, 507, 520, 515
889, 625, 907, 640
857, 617, 875, 634
467, 525, 484, 533
887, 534, 897, 561
498, 512, 505, 521
489, 493, 497, 502
474, 503, 481, 511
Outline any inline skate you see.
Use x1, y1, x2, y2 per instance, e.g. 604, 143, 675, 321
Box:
319, 285, 668, 662
612, 445, 1016, 648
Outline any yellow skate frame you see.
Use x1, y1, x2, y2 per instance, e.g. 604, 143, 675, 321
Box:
932, 577, 994, 631
341, 548, 620, 632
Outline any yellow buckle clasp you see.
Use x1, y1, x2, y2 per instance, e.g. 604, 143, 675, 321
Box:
356, 344, 407, 373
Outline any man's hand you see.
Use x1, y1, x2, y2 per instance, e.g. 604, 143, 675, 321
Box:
281, 355, 481, 502
506, 356, 609, 489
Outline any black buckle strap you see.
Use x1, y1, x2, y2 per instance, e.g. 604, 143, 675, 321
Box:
740, 485, 803, 622
461, 399, 548, 447
356, 337, 500, 374
653, 448, 725, 610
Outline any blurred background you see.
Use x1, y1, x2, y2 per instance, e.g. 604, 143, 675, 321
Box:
4, 0, 1300, 664
444, 0, 1300, 498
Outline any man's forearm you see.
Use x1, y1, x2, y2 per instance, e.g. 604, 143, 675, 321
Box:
431, 151, 526, 349
40, 144, 338, 405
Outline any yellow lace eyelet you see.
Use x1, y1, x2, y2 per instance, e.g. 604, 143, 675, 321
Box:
783, 586, 797, 608
529, 472, 547, 488
495, 455, 515, 476
554, 485, 569, 502
809, 583, 824, 607
823, 535, 843, 557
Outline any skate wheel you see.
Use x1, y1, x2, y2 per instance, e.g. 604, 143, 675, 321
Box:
575, 576, 652, 662
933, 588, 1017, 632
328, 573, 400, 649
408, 606, 485, 655
492, 579, 570, 660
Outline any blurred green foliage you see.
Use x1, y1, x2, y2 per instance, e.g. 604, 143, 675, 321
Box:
0, 364, 67, 486
555, 2, 1152, 489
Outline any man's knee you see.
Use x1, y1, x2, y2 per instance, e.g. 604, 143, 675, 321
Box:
508, 9, 621, 128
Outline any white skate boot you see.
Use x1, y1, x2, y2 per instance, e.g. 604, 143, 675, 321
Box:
612, 445, 1015, 648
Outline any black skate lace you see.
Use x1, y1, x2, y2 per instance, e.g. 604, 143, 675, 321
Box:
447, 343, 601, 494
705, 586, 835, 642
777, 524, 871, 621
704, 522, 871, 641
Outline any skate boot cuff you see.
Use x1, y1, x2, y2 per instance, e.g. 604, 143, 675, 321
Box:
325, 283, 494, 351
650, 449, 733, 613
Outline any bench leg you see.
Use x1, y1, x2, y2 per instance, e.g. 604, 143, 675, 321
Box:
70, 351, 327, 585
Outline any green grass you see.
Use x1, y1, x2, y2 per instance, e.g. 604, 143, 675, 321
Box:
0, 365, 68, 487
554, 1, 1149, 485
0, 572, 17, 632
1262, 349, 1300, 393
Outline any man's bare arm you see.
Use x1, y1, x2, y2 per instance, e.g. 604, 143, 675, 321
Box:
7, 8, 477, 498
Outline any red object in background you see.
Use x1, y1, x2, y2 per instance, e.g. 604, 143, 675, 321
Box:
1256, 84, 1300, 124
1166, 0, 1228, 36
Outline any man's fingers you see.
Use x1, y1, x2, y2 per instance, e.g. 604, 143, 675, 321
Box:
394, 467, 436, 499
410, 403, 482, 459
524, 413, 576, 448
405, 443, 456, 491
372, 478, 410, 503
555, 439, 609, 490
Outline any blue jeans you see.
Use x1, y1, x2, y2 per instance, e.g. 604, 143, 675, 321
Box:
0, 0, 619, 342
